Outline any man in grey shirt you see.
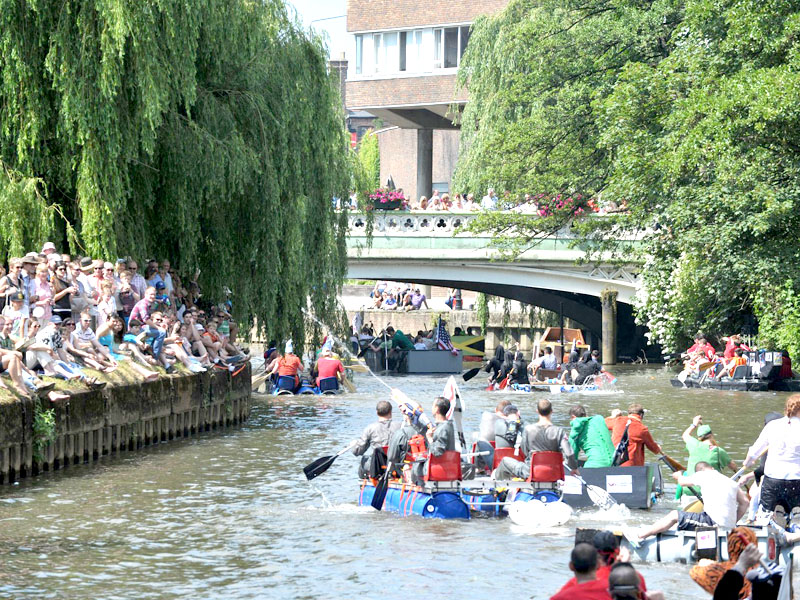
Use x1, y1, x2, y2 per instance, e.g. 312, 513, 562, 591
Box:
493, 398, 578, 480
352, 400, 400, 477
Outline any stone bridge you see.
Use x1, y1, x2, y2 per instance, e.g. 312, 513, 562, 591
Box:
346, 211, 649, 363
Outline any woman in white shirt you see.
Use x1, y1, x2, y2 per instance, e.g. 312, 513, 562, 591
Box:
745, 394, 800, 514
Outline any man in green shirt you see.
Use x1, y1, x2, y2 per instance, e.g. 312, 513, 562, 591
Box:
677, 415, 737, 501
568, 405, 615, 468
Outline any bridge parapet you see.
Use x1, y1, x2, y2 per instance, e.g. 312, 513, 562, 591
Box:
349, 211, 484, 237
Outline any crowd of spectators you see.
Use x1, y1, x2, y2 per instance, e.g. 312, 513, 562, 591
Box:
344, 187, 629, 215
367, 281, 430, 311
0, 242, 248, 401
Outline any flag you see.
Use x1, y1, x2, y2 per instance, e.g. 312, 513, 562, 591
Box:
436, 318, 458, 355
611, 419, 631, 467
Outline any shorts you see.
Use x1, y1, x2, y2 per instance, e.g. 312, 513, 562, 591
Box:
677, 510, 715, 530
760, 475, 800, 513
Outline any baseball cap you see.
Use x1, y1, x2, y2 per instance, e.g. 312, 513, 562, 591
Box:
155, 281, 166, 290
10, 291, 24, 302
697, 424, 712, 437
502, 404, 519, 416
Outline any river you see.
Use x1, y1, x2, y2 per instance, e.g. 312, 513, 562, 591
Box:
0, 365, 789, 599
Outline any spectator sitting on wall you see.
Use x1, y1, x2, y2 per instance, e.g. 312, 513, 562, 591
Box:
404, 288, 429, 311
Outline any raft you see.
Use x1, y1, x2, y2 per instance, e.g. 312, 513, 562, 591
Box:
670, 376, 769, 392
271, 375, 343, 396
358, 480, 471, 519
612, 525, 788, 565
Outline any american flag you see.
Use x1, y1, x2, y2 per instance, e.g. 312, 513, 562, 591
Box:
436, 318, 458, 355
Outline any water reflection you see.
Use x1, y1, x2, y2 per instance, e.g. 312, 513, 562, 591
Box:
0, 365, 789, 599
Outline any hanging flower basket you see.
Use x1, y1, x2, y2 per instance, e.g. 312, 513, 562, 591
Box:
367, 189, 408, 211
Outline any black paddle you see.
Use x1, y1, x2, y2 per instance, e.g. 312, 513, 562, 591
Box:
303, 442, 356, 481
462, 366, 483, 382
371, 460, 394, 510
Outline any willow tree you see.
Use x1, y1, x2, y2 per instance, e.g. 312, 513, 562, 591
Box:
0, 0, 351, 344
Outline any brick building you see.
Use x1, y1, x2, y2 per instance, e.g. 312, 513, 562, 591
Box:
345, 0, 510, 201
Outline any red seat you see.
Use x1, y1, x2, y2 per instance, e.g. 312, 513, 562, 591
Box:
425, 450, 462, 481
527, 451, 564, 483
492, 446, 526, 470
469, 440, 496, 465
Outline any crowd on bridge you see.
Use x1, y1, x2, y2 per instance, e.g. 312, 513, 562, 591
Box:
0, 242, 248, 400
345, 187, 630, 215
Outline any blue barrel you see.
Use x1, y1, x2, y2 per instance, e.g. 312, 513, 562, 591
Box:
463, 493, 505, 515
513, 490, 561, 504
359, 484, 470, 519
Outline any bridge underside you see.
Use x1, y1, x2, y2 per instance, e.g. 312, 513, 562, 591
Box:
409, 279, 645, 360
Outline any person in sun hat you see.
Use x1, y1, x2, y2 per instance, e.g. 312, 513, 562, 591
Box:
41, 241, 57, 256
683, 415, 737, 475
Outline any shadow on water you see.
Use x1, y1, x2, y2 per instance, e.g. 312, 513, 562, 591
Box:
0, 364, 790, 599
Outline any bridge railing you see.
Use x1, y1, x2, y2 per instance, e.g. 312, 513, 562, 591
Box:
348, 211, 574, 238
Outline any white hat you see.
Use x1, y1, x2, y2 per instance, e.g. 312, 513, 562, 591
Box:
32, 306, 45, 319
41, 242, 56, 253
285, 340, 294, 354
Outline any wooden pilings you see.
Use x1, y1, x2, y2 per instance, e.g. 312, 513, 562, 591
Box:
0, 364, 251, 484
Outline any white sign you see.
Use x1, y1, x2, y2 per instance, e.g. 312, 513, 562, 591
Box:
696, 529, 717, 550
605, 475, 633, 494
563, 475, 583, 495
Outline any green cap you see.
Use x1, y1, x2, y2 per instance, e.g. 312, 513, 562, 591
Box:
697, 424, 712, 437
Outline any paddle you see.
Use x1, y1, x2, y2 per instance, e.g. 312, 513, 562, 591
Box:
660, 453, 686, 472
658, 455, 704, 505
340, 373, 356, 393
463, 366, 483, 382
303, 442, 356, 481
371, 460, 393, 510
565, 464, 617, 511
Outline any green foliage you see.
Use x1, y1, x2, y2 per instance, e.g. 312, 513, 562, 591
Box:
357, 130, 380, 191
458, 0, 800, 354
476, 293, 490, 335
32, 402, 56, 463
0, 0, 351, 347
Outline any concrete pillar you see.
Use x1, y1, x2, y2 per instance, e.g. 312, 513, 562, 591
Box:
416, 129, 433, 200
602, 290, 618, 365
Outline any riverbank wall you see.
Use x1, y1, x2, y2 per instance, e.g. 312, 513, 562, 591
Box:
0, 364, 251, 484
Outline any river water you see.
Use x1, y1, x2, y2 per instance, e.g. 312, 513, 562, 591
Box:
0, 365, 789, 599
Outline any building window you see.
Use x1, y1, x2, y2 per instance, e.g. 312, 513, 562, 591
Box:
434, 26, 471, 69
373, 33, 383, 73
399, 32, 407, 71
373, 31, 399, 73
355, 34, 363, 75
460, 26, 471, 60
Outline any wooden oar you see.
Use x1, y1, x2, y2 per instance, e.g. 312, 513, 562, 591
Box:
340, 373, 356, 393
303, 442, 356, 481
660, 453, 686, 472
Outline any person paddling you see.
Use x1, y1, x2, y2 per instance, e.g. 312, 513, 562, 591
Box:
351, 400, 400, 479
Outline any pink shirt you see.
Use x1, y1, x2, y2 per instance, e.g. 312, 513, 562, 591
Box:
34, 279, 53, 321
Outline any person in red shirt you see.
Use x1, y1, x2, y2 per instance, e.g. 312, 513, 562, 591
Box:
550, 543, 611, 600
723, 334, 751, 359
557, 531, 647, 593
605, 403, 662, 467
779, 350, 793, 379
269, 341, 303, 388
315, 347, 344, 387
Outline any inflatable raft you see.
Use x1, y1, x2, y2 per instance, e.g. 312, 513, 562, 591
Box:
271, 375, 343, 396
